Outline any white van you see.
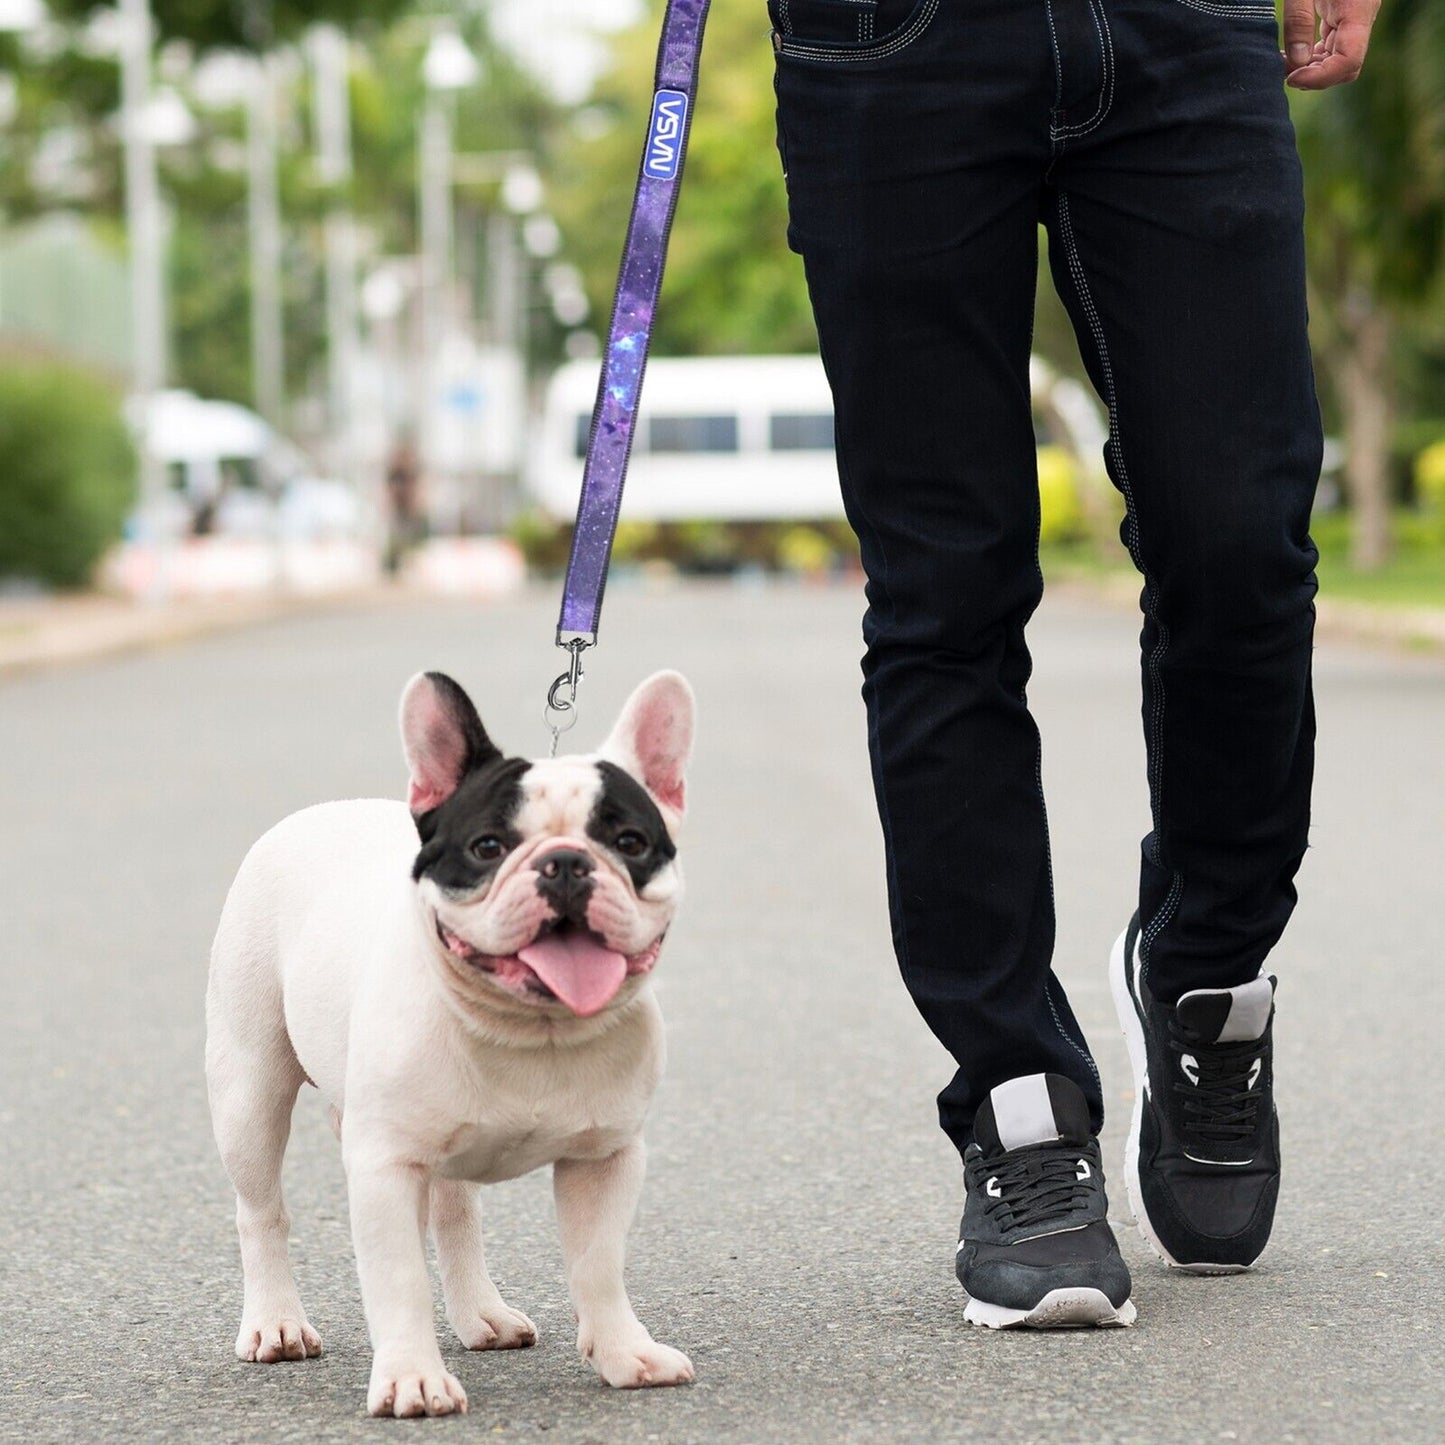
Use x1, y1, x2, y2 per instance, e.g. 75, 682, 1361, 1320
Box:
530, 353, 1107, 524
531, 354, 843, 522
130, 390, 362, 540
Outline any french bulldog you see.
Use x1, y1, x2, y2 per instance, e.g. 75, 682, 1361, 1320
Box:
205, 669, 695, 1417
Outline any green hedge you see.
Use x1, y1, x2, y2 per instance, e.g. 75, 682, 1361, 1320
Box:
0, 360, 137, 588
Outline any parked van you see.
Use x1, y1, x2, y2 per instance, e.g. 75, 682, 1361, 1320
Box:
530, 354, 1107, 524
532, 355, 841, 523
130, 390, 363, 540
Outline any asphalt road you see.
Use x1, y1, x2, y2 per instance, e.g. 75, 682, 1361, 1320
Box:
2, 579, 1440, 1444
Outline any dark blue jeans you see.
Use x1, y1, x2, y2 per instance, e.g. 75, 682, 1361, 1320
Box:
771, 0, 1322, 1150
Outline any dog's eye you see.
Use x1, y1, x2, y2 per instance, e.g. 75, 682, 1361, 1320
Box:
470, 836, 507, 861
614, 830, 649, 859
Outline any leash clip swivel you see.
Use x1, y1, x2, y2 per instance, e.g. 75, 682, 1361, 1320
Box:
544, 637, 591, 756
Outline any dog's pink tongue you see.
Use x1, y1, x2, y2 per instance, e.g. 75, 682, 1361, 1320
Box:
517, 932, 628, 1017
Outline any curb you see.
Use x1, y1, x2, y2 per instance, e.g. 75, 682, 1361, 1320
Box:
0, 588, 392, 680
2, 573, 1442, 682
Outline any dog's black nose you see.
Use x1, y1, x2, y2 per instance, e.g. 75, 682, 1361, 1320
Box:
535, 849, 594, 883
534, 849, 595, 918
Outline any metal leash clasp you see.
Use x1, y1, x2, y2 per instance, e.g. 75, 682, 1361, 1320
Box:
544, 638, 590, 757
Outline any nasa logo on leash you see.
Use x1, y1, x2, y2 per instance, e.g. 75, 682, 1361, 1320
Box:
644, 90, 689, 180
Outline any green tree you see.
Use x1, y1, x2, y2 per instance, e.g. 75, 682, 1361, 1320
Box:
45, 1, 413, 52
0, 34, 122, 221
551, 0, 816, 356
0, 358, 136, 587
1292, 0, 1445, 569
2, 8, 568, 410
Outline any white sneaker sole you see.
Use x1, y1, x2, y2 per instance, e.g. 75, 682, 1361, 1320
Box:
1109, 927, 1255, 1277
963, 1288, 1136, 1330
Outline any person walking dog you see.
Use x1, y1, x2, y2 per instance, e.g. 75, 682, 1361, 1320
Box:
770, 0, 1380, 1324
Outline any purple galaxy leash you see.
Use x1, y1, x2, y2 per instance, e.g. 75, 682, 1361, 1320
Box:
545, 0, 712, 752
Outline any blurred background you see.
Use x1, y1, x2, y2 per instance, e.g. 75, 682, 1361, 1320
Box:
0, 0, 1442, 617
2, 12, 1442, 1436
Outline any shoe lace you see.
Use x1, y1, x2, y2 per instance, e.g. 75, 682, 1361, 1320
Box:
979, 1143, 1094, 1234
1168, 1025, 1263, 1142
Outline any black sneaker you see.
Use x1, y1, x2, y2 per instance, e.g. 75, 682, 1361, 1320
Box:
956, 1073, 1135, 1328
1110, 914, 1280, 1272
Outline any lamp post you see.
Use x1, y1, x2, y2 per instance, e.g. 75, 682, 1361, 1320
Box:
492, 162, 541, 359
417, 25, 479, 474
117, 0, 203, 573
310, 24, 359, 488
119, 0, 165, 406
246, 52, 284, 429
112, 0, 196, 592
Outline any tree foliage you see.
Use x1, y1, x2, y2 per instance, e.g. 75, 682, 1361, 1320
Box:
45, 1, 413, 52
1293, 0, 1445, 318
1292, 0, 1445, 565
2, 7, 569, 409
550, 0, 817, 356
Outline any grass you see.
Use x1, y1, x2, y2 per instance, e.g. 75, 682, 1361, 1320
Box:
1310, 513, 1445, 610
1039, 514, 1445, 614
1315, 548, 1445, 609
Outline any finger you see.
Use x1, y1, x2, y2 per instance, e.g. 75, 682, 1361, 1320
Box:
1285, 51, 1364, 88
1289, 14, 1374, 87
1281, 0, 1317, 69
1329, 15, 1375, 67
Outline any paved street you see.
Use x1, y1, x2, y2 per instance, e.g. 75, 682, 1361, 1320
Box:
1, 579, 1440, 1444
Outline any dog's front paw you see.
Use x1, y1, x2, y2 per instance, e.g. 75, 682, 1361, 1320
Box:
585, 1335, 694, 1389
453, 1301, 537, 1351
367, 1354, 468, 1418
235, 1315, 322, 1363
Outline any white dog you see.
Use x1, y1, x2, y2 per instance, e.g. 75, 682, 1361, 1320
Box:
205, 670, 695, 1417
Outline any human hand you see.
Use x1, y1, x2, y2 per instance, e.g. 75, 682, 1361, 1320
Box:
1282, 0, 1381, 88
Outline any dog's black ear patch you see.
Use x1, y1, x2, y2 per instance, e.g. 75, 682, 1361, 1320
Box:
587, 760, 677, 891
413, 756, 531, 887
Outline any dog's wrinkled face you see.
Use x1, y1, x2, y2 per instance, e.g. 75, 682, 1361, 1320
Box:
400, 670, 692, 1021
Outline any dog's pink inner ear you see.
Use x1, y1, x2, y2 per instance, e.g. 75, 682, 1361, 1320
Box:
629, 699, 688, 817
408, 719, 466, 813
604, 672, 693, 820
403, 682, 473, 814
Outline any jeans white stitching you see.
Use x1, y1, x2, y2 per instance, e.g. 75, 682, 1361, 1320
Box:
1142, 871, 1182, 984
1041, 0, 1064, 114
1052, 0, 1115, 141
1030, 674, 1101, 1087
1171, 0, 1275, 15
1056, 192, 1180, 958
1017, 345, 1096, 1088
777, 0, 939, 62
1048, 975, 1102, 1086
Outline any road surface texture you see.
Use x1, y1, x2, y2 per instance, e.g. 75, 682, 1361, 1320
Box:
2, 579, 1440, 1444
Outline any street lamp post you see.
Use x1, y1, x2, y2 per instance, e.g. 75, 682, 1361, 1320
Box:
417, 25, 479, 479
417, 100, 452, 368
247, 52, 284, 429
119, 0, 165, 404
310, 23, 359, 488
115, 0, 177, 584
